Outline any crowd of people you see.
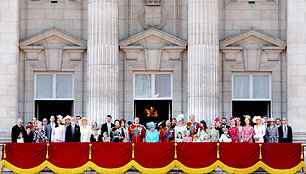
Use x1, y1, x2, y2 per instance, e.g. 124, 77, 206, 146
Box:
11, 113, 292, 143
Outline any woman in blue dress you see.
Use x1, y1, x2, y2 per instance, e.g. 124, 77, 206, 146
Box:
145, 122, 159, 142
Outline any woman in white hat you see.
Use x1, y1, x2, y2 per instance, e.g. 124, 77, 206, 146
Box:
51, 115, 66, 142
253, 116, 266, 143
174, 114, 187, 141
79, 117, 91, 142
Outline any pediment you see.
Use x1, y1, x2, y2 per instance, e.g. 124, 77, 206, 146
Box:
220, 29, 286, 50
119, 28, 187, 48
19, 28, 87, 49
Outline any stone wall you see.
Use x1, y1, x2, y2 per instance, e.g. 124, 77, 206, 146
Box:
219, 0, 287, 41
0, 0, 19, 132
19, 0, 87, 41
287, 0, 306, 135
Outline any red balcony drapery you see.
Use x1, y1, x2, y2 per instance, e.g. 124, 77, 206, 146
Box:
1, 142, 304, 174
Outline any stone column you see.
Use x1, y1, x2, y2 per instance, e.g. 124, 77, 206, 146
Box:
0, 0, 19, 133
87, 0, 119, 124
287, 0, 306, 138
187, 0, 219, 123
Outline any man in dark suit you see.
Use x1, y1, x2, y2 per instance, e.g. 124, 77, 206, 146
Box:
221, 118, 230, 129
11, 118, 26, 143
278, 117, 292, 143
101, 115, 115, 137
46, 116, 56, 142
65, 117, 81, 142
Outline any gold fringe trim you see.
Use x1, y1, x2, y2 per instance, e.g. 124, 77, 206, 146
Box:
1, 159, 305, 174
175, 160, 219, 173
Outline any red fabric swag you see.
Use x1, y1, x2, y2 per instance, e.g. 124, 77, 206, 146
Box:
134, 142, 174, 168
177, 142, 217, 168
262, 143, 303, 169
219, 143, 259, 168
4, 143, 46, 169
91, 142, 132, 168
48, 142, 89, 168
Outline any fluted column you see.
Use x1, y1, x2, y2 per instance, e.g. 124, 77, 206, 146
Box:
187, 0, 219, 123
88, 0, 119, 124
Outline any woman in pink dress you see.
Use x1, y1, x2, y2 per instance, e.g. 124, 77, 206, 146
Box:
242, 115, 254, 143
228, 117, 239, 143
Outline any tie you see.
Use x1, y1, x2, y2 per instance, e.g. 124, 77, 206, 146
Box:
72, 125, 75, 137
108, 124, 110, 136
284, 125, 287, 131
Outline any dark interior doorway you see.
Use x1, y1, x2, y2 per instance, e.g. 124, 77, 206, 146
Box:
134, 100, 172, 126
232, 101, 271, 126
35, 100, 73, 122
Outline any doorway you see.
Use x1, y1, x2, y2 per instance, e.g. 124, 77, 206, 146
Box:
35, 100, 73, 122
134, 100, 172, 126
232, 101, 271, 126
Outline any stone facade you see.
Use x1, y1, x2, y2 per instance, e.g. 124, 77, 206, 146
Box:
287, 0, 306, 140
0, 0, 19, 136
0, 0, 305, 141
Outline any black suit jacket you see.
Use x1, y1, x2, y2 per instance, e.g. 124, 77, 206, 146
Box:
278, 125, 292, 143
65, 124, 81, 142
101, 123, 115, 136
90, 134, 102, 142
11, 125, 25, 143
24, 132, 34, 143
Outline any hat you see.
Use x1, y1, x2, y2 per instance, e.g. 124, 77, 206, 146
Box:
215, 117, 220, 122
230, 117, 235, 121
252, 116, 264, 124
176, 114, 184, 122
57, 115, 63, 121
64, 115, 71, 121
158, 121, 163, 127
244, 115, 251, 122
127, 121, 133, 126
120, 119, 126, 123
147, 122, 156, 129
235, 117, 241, 121
78, 117, 91, 125
268, 117, 275, 122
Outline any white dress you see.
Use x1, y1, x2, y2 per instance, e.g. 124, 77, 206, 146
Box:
51, 125, 65, 142
80, 125, 91, 142
122, 127, 129, 142
219, 133, 232, 142
197, 129, 209, 142
175, 125, 187, 140
254, 125, 266, 143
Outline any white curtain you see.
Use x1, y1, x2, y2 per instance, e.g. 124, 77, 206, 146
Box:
135, 74, 151, 98
56, 74, 73, 98
36, 74, 53, 98
253, 75, 270, 99
155, 74, 171, 98
233, 75, 250, 99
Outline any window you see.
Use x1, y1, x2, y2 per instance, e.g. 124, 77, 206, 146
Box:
232, 74, 271, 100
35, 73, 73, 100
134, 73, 172, 99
